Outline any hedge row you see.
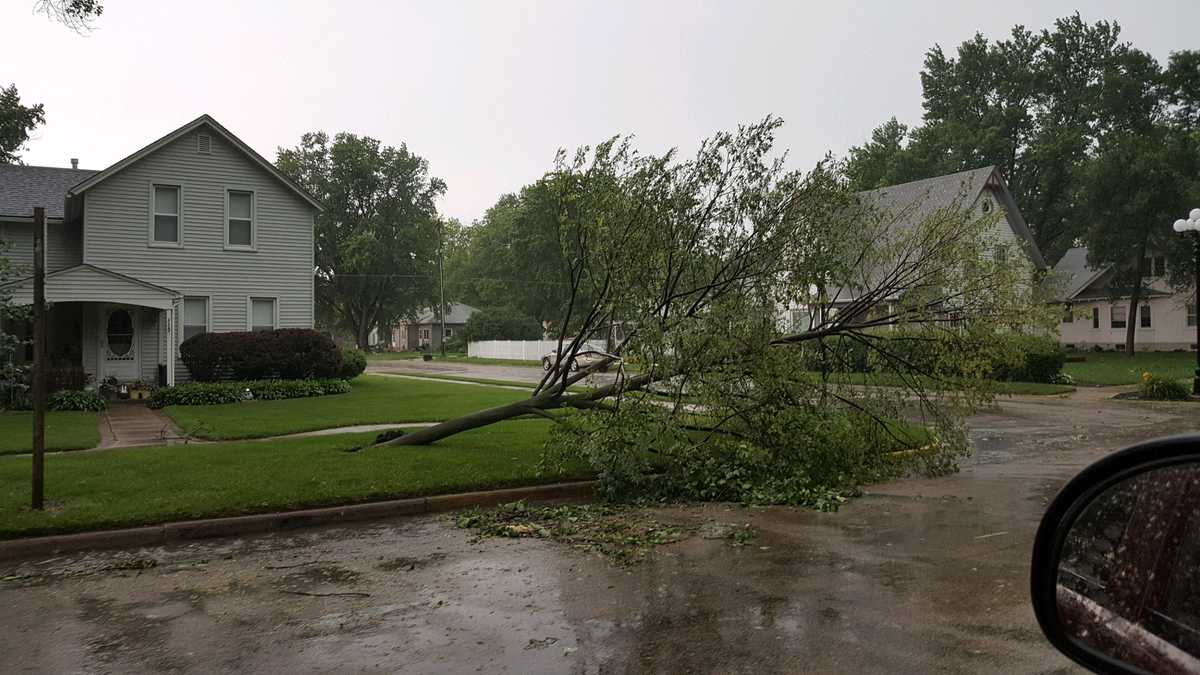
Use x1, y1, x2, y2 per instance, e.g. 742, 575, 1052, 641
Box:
800, 331, 1066, 384
148, 378, 351, 408
180, 329, 362, 382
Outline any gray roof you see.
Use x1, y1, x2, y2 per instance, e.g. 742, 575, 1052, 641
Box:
415, 302, 479, 324
854, 166, 1046, 270
0, 164, 97, 220
1047, 246, 1168, 301
1047, 247, 1106, 301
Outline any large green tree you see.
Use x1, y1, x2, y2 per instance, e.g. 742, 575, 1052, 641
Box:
0, 85, 45, 165
375, 114, 1046, 497
844, 15, 1161, 262
276, 132, 446, 349
444, 180, 575, 328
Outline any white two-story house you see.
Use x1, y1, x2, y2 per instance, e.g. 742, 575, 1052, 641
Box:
0, 114, 321, 386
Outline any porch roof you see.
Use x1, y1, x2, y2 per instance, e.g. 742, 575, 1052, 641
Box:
2, 264, 181, 310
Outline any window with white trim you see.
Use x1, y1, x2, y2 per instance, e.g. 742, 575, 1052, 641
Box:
1140, 304, 1152, 328
1188, 299, 1197, 328
250, 297, 276, 331
183, 297, 208, 341
152, 184, 181, 244
1111, 305, 1127, 329
227, 190, 254, 248
444, 327, 453, 337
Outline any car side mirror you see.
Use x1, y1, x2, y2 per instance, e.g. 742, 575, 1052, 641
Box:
1031, 434, 1200, 674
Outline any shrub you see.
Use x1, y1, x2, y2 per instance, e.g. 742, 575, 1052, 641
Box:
47, 389, 107, 411
149, 378, 351, 408
1139, 372, 1191, 401
991, 334, 1066, 384
462, 307, 543, 342
338, 348, 367, 379
180, 329, 342, 382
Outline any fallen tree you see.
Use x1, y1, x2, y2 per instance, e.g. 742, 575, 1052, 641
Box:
372, 117, 1051, 502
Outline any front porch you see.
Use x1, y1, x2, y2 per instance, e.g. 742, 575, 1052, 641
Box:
3, 264, 182, 387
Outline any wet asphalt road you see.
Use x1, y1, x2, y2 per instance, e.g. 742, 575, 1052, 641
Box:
1, 374, 1196, 674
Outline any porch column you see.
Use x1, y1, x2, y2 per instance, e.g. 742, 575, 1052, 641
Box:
162, 304, 177, 387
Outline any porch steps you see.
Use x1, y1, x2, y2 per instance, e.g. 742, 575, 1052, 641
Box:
98, 402, 186, 449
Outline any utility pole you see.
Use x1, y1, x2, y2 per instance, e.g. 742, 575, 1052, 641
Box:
438, 221, 447, 356
31, 207, 46, 510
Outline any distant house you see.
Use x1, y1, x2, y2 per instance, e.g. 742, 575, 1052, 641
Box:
391, 303, 479, 351
1049, 247, 1196, 352
0, 114, 321, 385
783, 166, 1047, 330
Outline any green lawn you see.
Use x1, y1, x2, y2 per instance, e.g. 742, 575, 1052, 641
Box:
163, 374, 529, 440
1063, 351, 1197, 386
0, 420, 586, 539
0, 411, 101, 456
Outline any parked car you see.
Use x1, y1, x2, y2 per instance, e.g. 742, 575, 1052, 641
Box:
541, 349, 609, 372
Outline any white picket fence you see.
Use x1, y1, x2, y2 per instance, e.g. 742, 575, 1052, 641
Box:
467, 339, 607, 362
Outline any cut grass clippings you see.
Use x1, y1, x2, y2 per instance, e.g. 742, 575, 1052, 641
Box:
0, 411, 101, 456
0, 420, 584, 540
456, 500, 696, 565
162, 374, 530, 440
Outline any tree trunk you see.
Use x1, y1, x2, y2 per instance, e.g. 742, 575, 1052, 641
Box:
384, 398, 544, 446
1126, 244, 1147, 357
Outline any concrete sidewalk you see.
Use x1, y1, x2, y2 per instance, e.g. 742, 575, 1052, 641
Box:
98, 402, 185, 449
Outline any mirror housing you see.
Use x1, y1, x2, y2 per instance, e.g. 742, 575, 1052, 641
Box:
1031, 433, 1200, 674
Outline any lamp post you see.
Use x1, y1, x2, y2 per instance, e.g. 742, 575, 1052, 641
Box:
1173, 208, 1200, 396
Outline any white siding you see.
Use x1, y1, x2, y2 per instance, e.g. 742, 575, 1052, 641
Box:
0, 221, 82, 273
81, 125, 315, 333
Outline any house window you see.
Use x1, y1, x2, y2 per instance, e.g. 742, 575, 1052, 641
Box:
1062, 305, 1073, 323
1188, 300, 1197, 328
227, 190, 254, 248
249, 297, 276, 331
1092, 307, 1099, 329
1140, 304, 1151, 328
1111, 305, 1127, 329
1143, 256, 1167, 277
420, 328, 431, 340
151, 184, 181, 244
444, 328, 453, 337
183, 297, 208, 341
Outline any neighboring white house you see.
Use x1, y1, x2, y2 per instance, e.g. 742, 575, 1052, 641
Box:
783, 166, 1047, 331
0, 114, 322, 385
1049, 246, 1197, 352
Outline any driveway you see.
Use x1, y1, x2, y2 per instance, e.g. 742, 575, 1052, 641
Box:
1, 389, 1195, 674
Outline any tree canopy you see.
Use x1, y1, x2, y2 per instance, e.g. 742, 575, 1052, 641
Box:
0, 85, 45, 165
844, 14, 1196, 264
372, 118, 1049, 506
444, 180, 577, 328
276, 132, 446, 348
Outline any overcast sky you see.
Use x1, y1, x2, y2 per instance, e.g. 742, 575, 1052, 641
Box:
4, 1, 1197, 223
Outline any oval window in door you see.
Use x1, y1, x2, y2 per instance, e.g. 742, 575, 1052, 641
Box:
106, 309, 134, 357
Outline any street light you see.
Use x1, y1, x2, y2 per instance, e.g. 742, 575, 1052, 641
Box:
1173, 208, 1200, 396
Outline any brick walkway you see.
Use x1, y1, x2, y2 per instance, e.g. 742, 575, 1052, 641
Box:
98, 402, 185, 449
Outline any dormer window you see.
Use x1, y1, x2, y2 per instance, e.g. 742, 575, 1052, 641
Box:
150, 184, 181, 246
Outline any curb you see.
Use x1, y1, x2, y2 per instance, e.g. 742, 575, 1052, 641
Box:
0, 480, 597, 562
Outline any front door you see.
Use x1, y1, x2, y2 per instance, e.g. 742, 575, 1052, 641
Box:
101, 306, 139, 381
